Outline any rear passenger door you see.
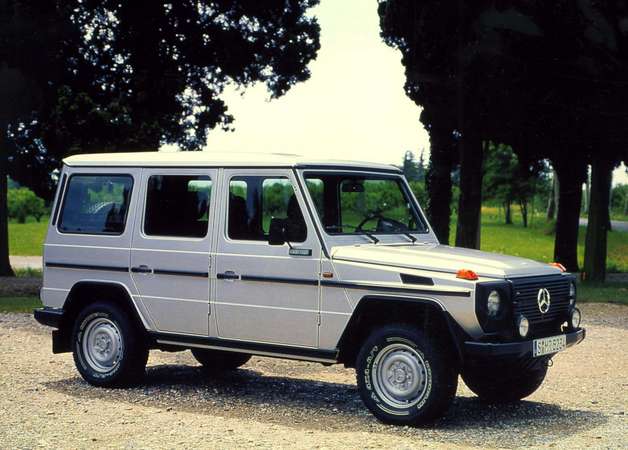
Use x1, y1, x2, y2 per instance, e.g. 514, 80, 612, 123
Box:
130, 169, 217, 336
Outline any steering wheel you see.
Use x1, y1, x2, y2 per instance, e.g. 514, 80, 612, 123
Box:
355, 211, 384, 233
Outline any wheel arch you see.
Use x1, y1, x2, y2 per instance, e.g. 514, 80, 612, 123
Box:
55, 280, 149, 353
336, 295, 468, 368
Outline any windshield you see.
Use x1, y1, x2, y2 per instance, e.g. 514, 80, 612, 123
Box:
304, 173, 427, 235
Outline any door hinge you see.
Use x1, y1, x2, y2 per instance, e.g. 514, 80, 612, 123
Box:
317, 313, 321, 326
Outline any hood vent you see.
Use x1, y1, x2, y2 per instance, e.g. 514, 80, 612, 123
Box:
400, 274, 434, 286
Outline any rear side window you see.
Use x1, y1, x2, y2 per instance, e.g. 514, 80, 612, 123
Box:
144, 175, 212, 238
58, 175, 133, 235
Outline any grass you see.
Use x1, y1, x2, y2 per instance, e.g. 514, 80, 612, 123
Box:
7, 206, 628, 272
0, 281, 625, 316
8, 218, 47, 256
576, 281, 628, 305
452, 207, 628, 273
15, 267, 43, 278
0, 296, 42, 313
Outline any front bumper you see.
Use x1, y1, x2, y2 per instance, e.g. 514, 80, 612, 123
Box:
463, 328, 585, 359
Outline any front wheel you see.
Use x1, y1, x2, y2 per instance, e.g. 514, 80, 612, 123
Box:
356, 324, 458, 425
461, 357, 548, 403
72, 302, 148, 387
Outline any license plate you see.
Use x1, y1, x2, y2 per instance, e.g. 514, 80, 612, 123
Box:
533, 334, 567, 357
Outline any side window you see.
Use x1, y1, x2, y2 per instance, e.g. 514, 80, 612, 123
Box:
228, 176, 307, 242
58, 175, 133, 234
144, 175, 212, 238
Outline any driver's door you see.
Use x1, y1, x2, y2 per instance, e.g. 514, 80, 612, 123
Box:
212, 169, 321, 347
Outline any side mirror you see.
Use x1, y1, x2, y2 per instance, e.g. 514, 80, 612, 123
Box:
268, 218, 288, 246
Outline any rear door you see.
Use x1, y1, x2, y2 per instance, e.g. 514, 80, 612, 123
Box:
130, 168, 217, 336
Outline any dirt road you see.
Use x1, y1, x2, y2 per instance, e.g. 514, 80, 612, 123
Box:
0, 303, 626, 449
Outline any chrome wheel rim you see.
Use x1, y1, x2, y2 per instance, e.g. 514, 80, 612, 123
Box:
372, 343, 429, 408
82, 317, 123, 373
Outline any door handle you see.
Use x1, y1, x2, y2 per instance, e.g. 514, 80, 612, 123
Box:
217, 271, 240, 280
131, 265, 153, 274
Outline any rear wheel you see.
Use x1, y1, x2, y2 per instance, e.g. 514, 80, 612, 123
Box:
72, 302, 148, 387
355, 324, 458, 425
462, 357, 548, 403
191, 348, 251, 371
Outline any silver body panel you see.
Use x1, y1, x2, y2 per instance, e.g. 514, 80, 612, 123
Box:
42, 155, 566, 359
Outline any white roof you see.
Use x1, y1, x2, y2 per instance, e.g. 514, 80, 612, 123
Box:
63, 151, 400, 172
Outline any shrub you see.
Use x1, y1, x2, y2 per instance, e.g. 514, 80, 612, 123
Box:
7, 188, 46, 223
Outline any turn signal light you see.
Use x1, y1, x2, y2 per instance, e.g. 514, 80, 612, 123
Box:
456, 269, 478, 281
550, 262, 566, 272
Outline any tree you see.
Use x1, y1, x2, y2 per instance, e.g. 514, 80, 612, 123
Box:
2, 0, 321, 274
402, 151, 421, 182
0, 0, 70, 276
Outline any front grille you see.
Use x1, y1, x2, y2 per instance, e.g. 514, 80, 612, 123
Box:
510, 275, 571, 337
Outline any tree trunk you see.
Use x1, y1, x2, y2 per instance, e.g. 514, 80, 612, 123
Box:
546, 170, 558, 221
519, 199, 528, 228
504, 201, 512, 225
583, 167, 590, 214
583, 159, 613, 282
607, 183, 612, 232
553, 158, 586, 272
0, 121, 14, 277
455, 137, 484, 249
426, 129, 455, 244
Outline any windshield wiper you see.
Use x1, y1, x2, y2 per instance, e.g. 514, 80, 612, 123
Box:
402, 232, 417, 244
358, 231, 379, 244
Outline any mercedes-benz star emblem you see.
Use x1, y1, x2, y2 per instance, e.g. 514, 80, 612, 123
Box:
537, 288, 551, 314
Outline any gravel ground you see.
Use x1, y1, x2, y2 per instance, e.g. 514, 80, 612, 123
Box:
0, 303, 626, 449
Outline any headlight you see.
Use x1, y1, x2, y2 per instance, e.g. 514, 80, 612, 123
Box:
517, 315, 529, 338
487, 290, 501, 317
569, 307, 581, 329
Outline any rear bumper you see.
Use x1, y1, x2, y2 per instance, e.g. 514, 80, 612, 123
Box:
33, 307, 64, 328
34, 308, 71, 353
463, 328, 585, 359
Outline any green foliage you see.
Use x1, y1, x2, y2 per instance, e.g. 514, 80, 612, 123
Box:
402, 151, 425, 182
408, 181, 427, 207
7, 0, 322, 202
482, 143, 550, 226
611, 184, 628, 219
0, 297, 42, 313
7, 188, 46, 223
14, 267, 42, 278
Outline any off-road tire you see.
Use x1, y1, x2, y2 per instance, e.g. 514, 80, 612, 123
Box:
72, 302, 148, 387
191, 348, 251, 371
355, 324, 458, 425
462, 357, 548, 403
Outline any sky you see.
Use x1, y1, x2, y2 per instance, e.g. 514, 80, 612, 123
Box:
195, 0, 427, 166
164, 0, 628, 185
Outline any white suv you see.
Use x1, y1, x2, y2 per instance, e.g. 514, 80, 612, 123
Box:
34, 151, 585, 425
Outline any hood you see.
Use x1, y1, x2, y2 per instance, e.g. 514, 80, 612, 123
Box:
330, 243, 561, 279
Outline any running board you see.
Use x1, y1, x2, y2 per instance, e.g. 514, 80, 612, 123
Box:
149, 332, 339, 364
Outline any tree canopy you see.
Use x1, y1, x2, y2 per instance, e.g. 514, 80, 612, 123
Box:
379, 0, 628, 274
1, 0, 321, 275
8, 0, 321, 200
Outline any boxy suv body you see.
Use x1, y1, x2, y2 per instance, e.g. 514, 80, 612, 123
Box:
34, 152, 585, 425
